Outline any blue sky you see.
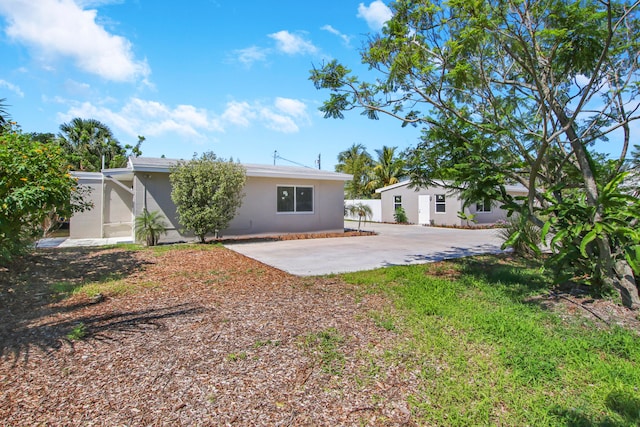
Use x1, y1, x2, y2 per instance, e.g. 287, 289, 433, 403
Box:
0, 0, 422, 170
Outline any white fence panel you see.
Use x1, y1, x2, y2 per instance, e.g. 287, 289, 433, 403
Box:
344, 199, 382, 223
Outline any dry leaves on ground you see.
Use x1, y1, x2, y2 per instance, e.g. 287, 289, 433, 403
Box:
1, 245, 419, 426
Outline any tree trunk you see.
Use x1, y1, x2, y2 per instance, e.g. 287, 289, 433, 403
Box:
597, 236, 640, 310
613, 259, 640, 310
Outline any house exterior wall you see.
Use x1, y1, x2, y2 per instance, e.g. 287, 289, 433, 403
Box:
132, 173, 346, 243
133, 172, 183, 242
103, 179, 134, 238
378, 183, 527, 226
380, 185, 463, 226
70, 173, 103, 239
226, 176, 345, 236
468, 201, 508, 225
70, 174, 134, 238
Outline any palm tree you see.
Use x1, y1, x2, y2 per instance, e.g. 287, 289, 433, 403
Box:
0, 98, 10, 129
59, 118, 128, 171
135, 209, 168, 246
345, 202, 373, 231
335, 143, 373, 199
367, 146, 405, 195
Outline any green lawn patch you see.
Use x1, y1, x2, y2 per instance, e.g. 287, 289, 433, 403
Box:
341, 256, 640, 426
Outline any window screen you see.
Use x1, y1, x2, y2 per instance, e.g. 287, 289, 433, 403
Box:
277, 186, 295, 212
296, 187, 313, 212
435, 194, 446, 213
277, 186, 313, 213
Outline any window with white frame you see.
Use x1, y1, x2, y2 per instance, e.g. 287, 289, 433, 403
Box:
435, 194, 446, 213
476, 198, 492, 212
393, 195, 402, 211
277, 186, 313, 213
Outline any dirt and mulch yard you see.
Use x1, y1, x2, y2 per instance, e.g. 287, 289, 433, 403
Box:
0, 244, 418, 426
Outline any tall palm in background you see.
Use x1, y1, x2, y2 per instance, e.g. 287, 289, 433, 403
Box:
335, 143, 373, 199
0, 98, 10, 130
59, 118, 129, 171
366, 146, 405, 195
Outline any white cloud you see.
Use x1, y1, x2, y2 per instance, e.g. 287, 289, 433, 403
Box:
0, 0, 150, 82
57, 96, 310, 144
321, 25, 352, 46
268, 30, 318, 55
0, 79, 25, 97
221, 101, 256, 127
259, 108, 299, 133
274, 97, 308, 120
59, 98, 222, 142
357, 1, 392, 31
234, 46, 269, 67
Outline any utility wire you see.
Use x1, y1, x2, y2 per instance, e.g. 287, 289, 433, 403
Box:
273, 150, 314, 169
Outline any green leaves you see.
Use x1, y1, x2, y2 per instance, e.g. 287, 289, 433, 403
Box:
1, 126, 90, 263
311, 0, 640, 306
169, 153, 246, 243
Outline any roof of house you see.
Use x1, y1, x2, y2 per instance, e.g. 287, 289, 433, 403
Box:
119, 157, 352, 181
375, 179, 528, 194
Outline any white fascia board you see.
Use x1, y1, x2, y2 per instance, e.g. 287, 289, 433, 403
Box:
71, 171, 103, 181
245, 169, 352, 181
375, 180, 412, 193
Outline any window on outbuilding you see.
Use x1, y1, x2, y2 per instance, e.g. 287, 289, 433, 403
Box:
277, 186, 313, 213
476, 199, 492, 212
435, 194, 446, 213
394, 195, 402, 211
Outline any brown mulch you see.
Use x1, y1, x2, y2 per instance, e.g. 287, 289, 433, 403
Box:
0, 245, 418, 426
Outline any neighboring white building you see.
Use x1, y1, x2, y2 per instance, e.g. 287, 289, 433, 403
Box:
71, 157, 352, 243
375, 180, 528, 226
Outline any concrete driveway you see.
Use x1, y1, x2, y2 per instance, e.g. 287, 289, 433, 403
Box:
224, 222, 505, 276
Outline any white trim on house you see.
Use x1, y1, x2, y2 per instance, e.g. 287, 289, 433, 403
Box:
127, 157, 351, 182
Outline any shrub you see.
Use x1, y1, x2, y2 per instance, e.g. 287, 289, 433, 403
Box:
499, 214, 541, 258
135, 209, 168, 246
394, 207, 408, 223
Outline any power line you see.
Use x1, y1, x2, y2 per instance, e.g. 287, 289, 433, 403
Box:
273, 150, 320, 169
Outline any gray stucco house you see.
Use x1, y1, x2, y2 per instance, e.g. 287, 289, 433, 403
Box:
375, 180, 527, 226
71, 157, 351, 243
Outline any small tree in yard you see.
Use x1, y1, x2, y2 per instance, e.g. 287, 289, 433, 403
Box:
170, 152, 246, 243
135, 209, 168, 246
346, 202, 373, 231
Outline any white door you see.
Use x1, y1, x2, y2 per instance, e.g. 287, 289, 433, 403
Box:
418, 195, 431, 225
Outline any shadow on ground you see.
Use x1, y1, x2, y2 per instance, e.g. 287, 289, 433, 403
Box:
0, 247, 155, 361
1, 303, 207, 365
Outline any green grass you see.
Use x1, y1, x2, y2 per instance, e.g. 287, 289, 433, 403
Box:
66, 322, 87, 341
301, 327, 346, 375
342, 256, 640, 426
50, 278, 157, 299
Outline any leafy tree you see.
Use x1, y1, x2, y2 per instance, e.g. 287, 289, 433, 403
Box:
0, 124, 90, 263
366, 145, 405, 195
345, 202, 373, 231
58, 118, 143, 171
335, 143, 373, 198
170, 152, 246, 243
134, 209, 168, 246
310, 0, 640, 308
